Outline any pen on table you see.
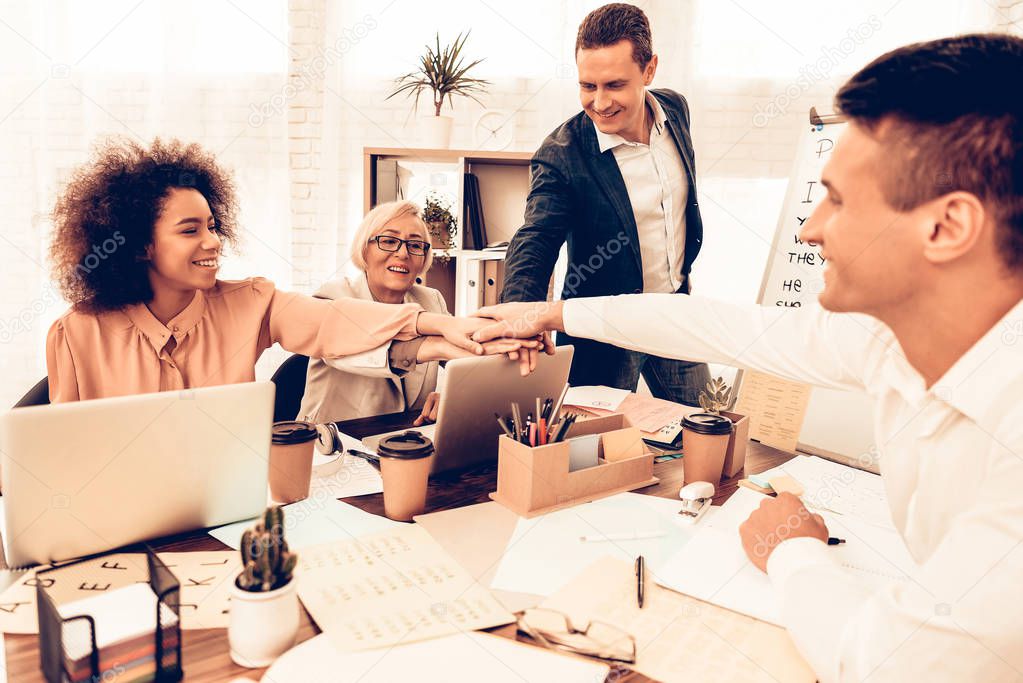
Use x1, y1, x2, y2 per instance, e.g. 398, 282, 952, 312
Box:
346, 448, 380, 463
580, 531, 666, 543
828, 537, 846, 546
635, 555, 645, 608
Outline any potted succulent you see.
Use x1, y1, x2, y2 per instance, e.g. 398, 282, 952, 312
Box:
698, 376, 736, 416
387, 31, 490, 148
698, 376, 750, 478
228, 506, 300, 667
421, 194, 457, 257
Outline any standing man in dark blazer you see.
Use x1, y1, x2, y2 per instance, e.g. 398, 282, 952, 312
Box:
501, 3, 710, 405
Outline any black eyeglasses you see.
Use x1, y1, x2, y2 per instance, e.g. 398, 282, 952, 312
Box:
369, 235, 430, 257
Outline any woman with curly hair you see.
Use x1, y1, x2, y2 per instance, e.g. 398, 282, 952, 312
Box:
46, 138, 532, 402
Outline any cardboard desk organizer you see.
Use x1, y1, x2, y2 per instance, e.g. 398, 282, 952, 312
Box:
490, 414, 658, 517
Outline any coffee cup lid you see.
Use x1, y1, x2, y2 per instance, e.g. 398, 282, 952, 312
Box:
682, 413, 733, 436
377, 431, 434, 460
272, 420, 319, 445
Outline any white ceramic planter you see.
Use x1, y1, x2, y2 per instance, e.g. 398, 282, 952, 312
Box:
228, 576, 300, 668
419, 115, 453, 148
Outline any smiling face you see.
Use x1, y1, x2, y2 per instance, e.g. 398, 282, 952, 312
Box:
577, 39, 657, 143
145, 187, 222, 297
363, 211, 429, 302
800, 122, 933, 316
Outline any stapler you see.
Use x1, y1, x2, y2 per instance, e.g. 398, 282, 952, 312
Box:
677, 481, 715, 524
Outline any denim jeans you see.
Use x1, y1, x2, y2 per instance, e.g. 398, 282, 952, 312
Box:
559, 333, 711, 408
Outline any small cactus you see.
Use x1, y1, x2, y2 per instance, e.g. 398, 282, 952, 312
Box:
236, 506, 297, 592
698, 376, 735, 415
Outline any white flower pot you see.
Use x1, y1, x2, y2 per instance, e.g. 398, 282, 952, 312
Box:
419, 115, 453, 149
228, 576, 300, 668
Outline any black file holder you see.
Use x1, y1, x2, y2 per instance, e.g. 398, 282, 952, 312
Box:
36, 545, 183, 683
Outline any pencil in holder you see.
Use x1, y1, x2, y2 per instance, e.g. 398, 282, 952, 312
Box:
489, 413, 658, 517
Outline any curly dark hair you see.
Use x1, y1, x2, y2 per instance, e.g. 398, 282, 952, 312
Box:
50, 137, 240, 311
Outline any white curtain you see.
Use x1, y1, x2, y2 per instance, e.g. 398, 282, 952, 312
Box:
0, 0, 290, 407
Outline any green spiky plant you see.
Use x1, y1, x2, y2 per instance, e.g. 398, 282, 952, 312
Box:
237, 506, 297, 593
699, 376, 736, 415
386, 31, 490, 116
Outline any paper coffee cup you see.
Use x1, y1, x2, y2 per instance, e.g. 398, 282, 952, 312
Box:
377, 431, 435, 522
682, 413, 733, 485
268, 421, 318, 504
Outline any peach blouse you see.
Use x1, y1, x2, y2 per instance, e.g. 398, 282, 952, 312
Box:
45, 277, 422, 403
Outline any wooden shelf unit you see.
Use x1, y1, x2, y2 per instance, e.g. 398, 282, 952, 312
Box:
364, 147, 533, 316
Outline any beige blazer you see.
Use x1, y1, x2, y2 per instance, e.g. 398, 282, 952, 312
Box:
298, 273, 447, 423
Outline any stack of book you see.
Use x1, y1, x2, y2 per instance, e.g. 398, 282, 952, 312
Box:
463, 173, 488, 249
58, 582, 179, 683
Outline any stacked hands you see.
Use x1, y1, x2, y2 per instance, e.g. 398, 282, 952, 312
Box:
409, 308, 556, 426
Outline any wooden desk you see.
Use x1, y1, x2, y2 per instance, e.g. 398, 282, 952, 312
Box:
4, 410, 796, 682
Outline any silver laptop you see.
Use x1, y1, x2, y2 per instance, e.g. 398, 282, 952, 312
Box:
364, 346, 574, 473
0, 382, 274, 567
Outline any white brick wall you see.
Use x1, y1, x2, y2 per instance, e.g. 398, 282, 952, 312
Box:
997, 0, 1023, 33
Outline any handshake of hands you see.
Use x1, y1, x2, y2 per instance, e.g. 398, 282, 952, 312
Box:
414, 301, 568, 376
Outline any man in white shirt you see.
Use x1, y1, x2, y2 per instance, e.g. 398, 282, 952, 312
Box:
474, 34, 1023, 681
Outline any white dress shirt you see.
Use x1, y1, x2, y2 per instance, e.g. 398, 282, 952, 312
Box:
594, 92, 688, 293
563, 294, 1023, 682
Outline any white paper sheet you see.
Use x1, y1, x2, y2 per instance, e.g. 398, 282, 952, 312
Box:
307, 429, 384, 498
0, 551, 238, 633
763, 455, 892, 528
208, 496, 399, 551
656, 484, 917, 626
490, 492, 698, 597
296, 526, 515, 651
541, 557, 814, 682
310, 454, 383, 499
262, 631, 609, 683
563, 385, 630, 412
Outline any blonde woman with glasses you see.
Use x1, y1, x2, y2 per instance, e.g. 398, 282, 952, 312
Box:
299, 200, 541, 426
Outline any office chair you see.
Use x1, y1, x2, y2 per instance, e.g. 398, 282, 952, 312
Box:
269, 354, 309, 422
13, 377, 49, 408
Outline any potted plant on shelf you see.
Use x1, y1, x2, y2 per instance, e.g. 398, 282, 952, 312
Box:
697, 376, 750, 478
228, 506, 300, 668
387, 31, 489, 149
421, 194, 457, 259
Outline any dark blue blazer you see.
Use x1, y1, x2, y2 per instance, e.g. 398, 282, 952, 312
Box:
501, 88, 704, 303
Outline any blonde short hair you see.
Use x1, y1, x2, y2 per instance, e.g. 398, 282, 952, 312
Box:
349, 200, 433, 276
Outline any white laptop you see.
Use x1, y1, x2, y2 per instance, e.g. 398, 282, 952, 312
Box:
364, 346, 574, 473
0, 382, 274, 567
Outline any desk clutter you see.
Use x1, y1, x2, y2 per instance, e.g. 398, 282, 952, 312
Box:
3, 388, 868, 683
0, 551, 239, 635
